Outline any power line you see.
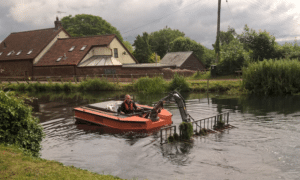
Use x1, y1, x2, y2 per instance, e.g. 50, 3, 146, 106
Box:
121, 0, 204, 35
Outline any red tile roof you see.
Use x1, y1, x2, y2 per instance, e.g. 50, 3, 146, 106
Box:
35, 34, 117, 66
0, 28, 69, 61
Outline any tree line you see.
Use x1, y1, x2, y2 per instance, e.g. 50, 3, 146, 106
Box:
61, 14, 300, 74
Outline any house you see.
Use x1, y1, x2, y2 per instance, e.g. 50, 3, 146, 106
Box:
0, 17, 70, 77
160, 51, 205, 71
34, 34, 138, 76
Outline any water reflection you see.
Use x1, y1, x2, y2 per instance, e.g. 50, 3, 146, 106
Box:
23, 91, 300, 180
160, 142, 193, 166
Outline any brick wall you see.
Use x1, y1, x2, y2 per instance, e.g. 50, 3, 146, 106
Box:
31, 65, 195, 79
0, 60, 33, 77
34, 66, 75, 76
180, 54, 205, 71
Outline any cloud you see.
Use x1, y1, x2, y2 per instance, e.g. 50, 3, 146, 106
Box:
1, 0, 300, 49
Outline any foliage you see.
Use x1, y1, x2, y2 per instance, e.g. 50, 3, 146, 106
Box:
179, 122, 193, 140
0, 91, 44, 157
274, 41, 300, 59
238, 24, 277, 61
190, 71, 211, 80
61, 14, 123, 41
242, 59, 300, 95
123, 41, 134, 53
78, 78, 116, 91
199, 128, 207, 136
148, 52, 161, 63
168, 73, 190, 92
133, 32, 152, 63
202, 48, 215, 68
0, 144, 122, 180
167, 135, 175, 143
213, 26, 237, 47
169, 37, 205, 66
133, 76, 167, 94
149, 27, 185, 58
217, 39, 250, 75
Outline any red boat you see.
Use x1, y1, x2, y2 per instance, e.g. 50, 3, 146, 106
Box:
74, 91, 190, 132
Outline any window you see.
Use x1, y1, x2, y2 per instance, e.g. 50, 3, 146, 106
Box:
80, 45, 87, 51
27, 49, 33, 55
56, 56, 63, 62
0, 52, 2, 56
114, 48, 118, 58
69, 46, 75, 52
16, 50, 22, 55
7, 51, 14, 56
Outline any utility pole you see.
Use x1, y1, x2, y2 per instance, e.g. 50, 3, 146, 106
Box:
216, 0, 221, 63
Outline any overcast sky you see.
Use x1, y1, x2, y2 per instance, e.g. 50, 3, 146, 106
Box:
1, 0, 300, 49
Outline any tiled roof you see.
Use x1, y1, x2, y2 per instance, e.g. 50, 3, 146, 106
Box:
160, 51, 194, 67
35, 34, 116, 66
0, 28, 68, 61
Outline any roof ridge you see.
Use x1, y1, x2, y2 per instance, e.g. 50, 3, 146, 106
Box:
57, 34, 116, 40
11, 27, 58, 34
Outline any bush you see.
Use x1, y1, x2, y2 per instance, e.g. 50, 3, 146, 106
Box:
0, 91, 44, 157
168, 73, 190, 92
217, 39, 250, 75
243, 59, 300, 95
78, 78, 116, 91
179, 122, 193, 140
133, 76, 167, 94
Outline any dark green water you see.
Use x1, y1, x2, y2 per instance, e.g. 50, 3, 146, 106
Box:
28, 91, 300, 180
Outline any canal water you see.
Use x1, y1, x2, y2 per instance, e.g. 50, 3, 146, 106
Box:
30, 92, 300, 180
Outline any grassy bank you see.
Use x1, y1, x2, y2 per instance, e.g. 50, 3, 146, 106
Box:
0, 144, 122, 180
2, 74, 245, 94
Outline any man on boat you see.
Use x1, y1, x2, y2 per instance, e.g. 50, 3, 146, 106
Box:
118, 94, 138, 114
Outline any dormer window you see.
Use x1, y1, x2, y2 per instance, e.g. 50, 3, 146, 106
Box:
16, 50, 22, 55
7, 51, 14, 56
69, 46, 75, 52
0, 52, 3, 56
80, 45, 87, 51
56, 56, 63, 62
27, 49, 33, 55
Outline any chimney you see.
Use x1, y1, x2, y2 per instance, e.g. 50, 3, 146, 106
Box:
54, 16, 62, 30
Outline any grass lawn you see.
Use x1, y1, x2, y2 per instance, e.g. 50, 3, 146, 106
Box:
0, 144, 123, 180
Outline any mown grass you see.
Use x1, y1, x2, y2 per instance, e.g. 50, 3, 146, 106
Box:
243, 59, 300, 95
0, 144, 122, 180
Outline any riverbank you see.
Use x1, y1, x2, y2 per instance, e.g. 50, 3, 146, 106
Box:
0, 76, 245, 95
0, 144, 122, 180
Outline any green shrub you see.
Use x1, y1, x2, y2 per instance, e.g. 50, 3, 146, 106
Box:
78, 78, 116, 91
168, 73, 190, 92
199, 128, 207, 136
62, 82, 74, 92
133, 76, 167, 94
179, 122, 193, 140
167, 136, 175, 143
0, 91, 44, 157
51, 83, 63, 91
243, 59, 300, 95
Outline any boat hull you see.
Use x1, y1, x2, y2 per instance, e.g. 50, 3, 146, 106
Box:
74, 104, 172, 131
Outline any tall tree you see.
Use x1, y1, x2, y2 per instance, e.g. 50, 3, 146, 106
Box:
238, 25, 277, 61
61, 14, 124, 42
169, 37, 205, 65
149, 27, 185, 58
133, 32, 152, 63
